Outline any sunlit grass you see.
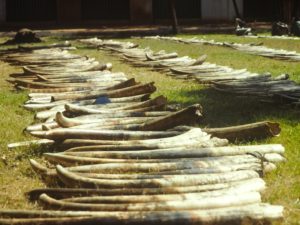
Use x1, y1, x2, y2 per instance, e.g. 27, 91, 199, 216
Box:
0, 53, 44, 210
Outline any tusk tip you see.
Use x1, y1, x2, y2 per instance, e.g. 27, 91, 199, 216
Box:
30, 131, 46, 138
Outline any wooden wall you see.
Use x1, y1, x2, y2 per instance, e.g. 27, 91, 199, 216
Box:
82, 0, 130, 21
130, 0, 152, 24
282, 0, 300, 22
153, 0, 202, 20
57, 0, 81, 22
3, 0, 297, 25
6, 0, 57, 22
243, 0, 282, 22
0, 0, 5, 22
201, 0, 243, 21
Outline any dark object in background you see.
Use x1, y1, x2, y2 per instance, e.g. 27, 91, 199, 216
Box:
235, 18, 253, 36
4, 28, 41, 44
291, 20, 300, 36
271, 22, 289, 36
235, 18, 247, 27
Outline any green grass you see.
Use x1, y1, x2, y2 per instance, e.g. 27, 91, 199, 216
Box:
0, 34, 299, 224
0, 50, 43, 210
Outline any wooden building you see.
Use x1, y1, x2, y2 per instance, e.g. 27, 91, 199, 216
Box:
0, 0, 297, 25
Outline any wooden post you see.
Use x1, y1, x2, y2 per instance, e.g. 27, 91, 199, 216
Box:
232, 0, 241, 18
169, 0, 178, 34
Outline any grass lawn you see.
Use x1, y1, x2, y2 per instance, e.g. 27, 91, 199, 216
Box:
0, 33, 299, 224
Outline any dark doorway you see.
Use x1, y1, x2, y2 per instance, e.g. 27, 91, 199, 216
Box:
243, 0, 282, 22
6, 0, 57, 22
82, 0, 130, 21
153, 0, 202, 20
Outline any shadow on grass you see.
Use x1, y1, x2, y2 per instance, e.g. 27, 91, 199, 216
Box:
14, 144, 54, 160
176, 88, 300, 128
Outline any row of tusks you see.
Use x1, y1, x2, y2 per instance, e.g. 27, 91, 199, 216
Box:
0, 203, 283, 225
80, 37, 262, 83
144, 35, 300, 61
82, 37, 300, 105
0, 42, 285, 224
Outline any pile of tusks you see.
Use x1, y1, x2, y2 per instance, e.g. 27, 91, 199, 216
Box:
145, 35, 300, 61
81, 37, 300, 105
246, 35, 300, 40
0, 41, 286, 225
